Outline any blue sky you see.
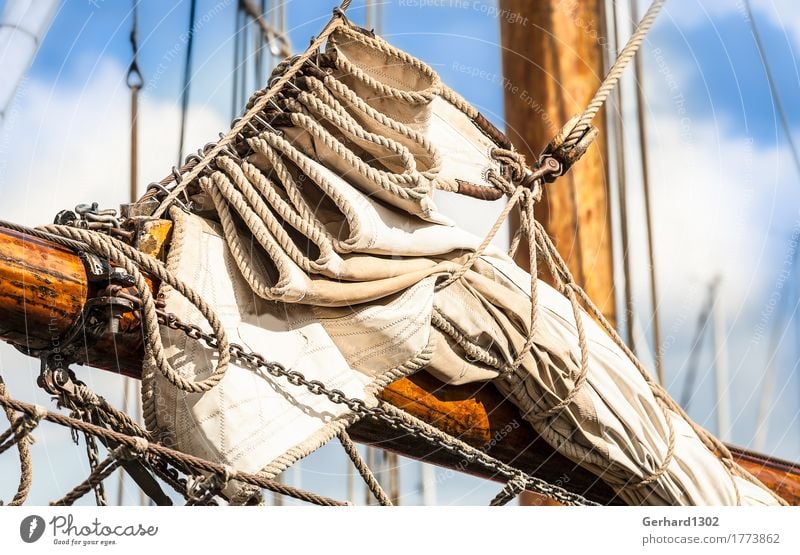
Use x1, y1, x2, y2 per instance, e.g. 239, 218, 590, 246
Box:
1, 0, 799, 505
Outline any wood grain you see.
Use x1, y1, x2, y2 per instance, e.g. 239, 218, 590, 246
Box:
499, 0, 617, 326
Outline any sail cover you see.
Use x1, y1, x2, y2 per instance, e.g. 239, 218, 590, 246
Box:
148, 16, 784, 505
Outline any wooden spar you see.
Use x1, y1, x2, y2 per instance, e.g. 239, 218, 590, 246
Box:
0, 226, 799, 505
499, 0, 616, 326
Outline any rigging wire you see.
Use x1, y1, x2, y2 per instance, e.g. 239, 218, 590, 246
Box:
122, 0, 145, 507
743, 0, 800, 449
231, 5, 242, 120
630, 0, 664, 384
126, 0, 144, 204
240, 8, 249, 109
608, 0, 637, 356
177, 0, 198, 167
254, 0, 267, 85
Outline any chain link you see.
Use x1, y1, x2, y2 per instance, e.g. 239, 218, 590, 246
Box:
155, 307, 596, 506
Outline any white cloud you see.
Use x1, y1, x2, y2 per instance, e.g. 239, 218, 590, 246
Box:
0, 59, 227, 224
0, 60, 229, 504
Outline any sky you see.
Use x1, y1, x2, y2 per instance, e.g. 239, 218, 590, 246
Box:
0, 0, 799, 506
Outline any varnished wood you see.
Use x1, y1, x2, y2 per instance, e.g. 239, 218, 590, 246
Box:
0, 228, 87, 350
0, 226, 798, 504
499, 0, 616, 325
729, 447, 800, 506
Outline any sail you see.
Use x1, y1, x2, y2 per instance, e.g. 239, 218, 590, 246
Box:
136, 15, 784, 505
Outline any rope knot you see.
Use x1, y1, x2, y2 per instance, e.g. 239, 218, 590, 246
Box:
29, 405, 48, 426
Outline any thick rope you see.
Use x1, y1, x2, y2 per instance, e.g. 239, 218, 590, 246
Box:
0, 380, 37, 505
0, 394, 347, 506
338, 431, 393, 506
36, 223, 231, 434
489, 474, 528, 506
148, 7, 350, 218
51, 446, 129, 506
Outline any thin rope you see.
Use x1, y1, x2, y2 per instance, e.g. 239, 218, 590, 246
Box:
744, 0, 800, 180
608, 0, 636, 355
127, 0, 143, 203
630, 0, 664, 383
177, 0, 198, 166
0, 394, 347, 506
0, 380, 35, 506
557, 0, 666, 157
338, 431, 393, 506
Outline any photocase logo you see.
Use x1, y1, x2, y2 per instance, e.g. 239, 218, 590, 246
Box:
19, 515, 45, 543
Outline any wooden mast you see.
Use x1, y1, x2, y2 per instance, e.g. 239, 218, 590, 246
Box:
1, 225, 799, 505
499, 0, 616, 504
499, 0, 616, 326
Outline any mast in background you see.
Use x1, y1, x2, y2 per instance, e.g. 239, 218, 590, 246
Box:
500, 0, 616, 506
499, 0, 617, 328
0, 0, 59, 121
710, 277, 731, 442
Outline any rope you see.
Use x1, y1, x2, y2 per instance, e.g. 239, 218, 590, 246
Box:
0, 394, 347, 506
607, 0, 636, 355
338, 431, 393, 506
630, 0, 664, 384
36, 223, 232, 433
376, 402, 596, 506
0, 219, 89, 252
147, 6, 350, 219
51, 447, 128, 506
0, 380, 36, 505
547, 0, 667, 171
489, 474, 527, 506
177, 0, 198, 166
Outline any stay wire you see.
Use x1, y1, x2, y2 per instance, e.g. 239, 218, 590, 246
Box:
607, 0, 637, 356
177, 0, 199, 167
743, 0, 800, 451
630, 0, 664, 384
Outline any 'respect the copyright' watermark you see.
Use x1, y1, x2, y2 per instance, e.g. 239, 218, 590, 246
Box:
397, 0, 529, 25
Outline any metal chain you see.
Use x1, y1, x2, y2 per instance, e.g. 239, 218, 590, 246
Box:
82, 433, 108, 506
156, 308, 596, 506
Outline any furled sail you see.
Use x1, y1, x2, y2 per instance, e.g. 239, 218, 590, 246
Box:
98, 15, 788, 505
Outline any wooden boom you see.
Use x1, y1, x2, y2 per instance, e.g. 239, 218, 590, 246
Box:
0, 224, 799, 505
